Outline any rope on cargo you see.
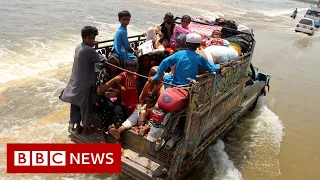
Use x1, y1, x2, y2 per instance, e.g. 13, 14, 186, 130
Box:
101, 52, 250, 88
103, 61, 189, 89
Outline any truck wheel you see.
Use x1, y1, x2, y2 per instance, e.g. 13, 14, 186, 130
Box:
248, 97, 258, 112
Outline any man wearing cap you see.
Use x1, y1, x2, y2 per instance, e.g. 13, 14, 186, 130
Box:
149, 33, 220, 86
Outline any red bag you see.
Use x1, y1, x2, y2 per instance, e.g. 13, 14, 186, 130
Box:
150, 109, 166, 123
157, 88, 189, 112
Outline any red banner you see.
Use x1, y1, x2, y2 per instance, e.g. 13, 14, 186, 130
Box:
7, 143, 121, 174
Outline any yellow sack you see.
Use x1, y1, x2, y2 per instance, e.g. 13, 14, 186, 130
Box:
230, 43, 242, 56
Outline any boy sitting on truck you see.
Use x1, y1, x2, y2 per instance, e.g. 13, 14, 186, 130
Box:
97, 60, 139, 118
114, 10, 137, 63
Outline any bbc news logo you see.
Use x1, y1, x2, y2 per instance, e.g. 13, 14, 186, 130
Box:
7, 144, 121, 173
14, 151, 67, 166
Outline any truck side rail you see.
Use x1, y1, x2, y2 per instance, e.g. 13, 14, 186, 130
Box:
94, 34, 146, 58
169, 51, 252, 179
185, 53, 251, 149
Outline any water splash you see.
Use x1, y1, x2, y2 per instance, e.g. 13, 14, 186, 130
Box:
0, 36, 76, 84
196, 100, 284, 180
209, 140, 243, 180
223, 100, 284, 179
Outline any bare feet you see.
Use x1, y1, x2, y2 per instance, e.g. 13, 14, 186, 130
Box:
138, 126, 150, 137
132, 126, 139, 132
109, 126, 120, 140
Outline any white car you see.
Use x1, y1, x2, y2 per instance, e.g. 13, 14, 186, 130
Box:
295, 18, 315, 35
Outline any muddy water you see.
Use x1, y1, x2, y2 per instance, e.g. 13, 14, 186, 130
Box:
253, 30, 320, 180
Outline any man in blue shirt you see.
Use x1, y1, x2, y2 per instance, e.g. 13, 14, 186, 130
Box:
114, 10, 136, 62
149, 33, 220, 86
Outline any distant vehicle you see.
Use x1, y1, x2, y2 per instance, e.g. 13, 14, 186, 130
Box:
291, 8, 298, 19
295, 18, 315, 35
304, 6, 320, 28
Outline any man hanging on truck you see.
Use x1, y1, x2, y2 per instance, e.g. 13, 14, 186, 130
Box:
59, 26, 106, 135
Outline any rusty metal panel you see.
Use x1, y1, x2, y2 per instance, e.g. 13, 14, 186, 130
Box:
122, 130, 151, 155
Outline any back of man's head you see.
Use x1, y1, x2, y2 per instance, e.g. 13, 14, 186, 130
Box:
81, 26, 98, 39
186, 33, 201, 51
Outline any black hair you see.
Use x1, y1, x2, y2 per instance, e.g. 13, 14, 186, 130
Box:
164, 12, 174, 21
81, 26, 98, 39
181, 15, 191, 23
186, 42, 200, 51
159, 38, 169, 44
145, 92, 158, 105
212, 30, 221, 33
212, 30, 222, 36
118, 10, 131, 21
125, 60, 137, 68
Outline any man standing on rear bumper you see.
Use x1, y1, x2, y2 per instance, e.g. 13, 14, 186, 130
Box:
59, 26, 105, 134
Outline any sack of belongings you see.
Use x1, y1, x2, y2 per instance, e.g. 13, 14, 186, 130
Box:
214, 18, 238, 30
225, 34, 252, 54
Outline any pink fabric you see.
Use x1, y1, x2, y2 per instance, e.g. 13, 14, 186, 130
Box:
110, 97, 118, 102
188, 22, 222, 37
170, 24, 192, 48
170, 22, 222, 48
